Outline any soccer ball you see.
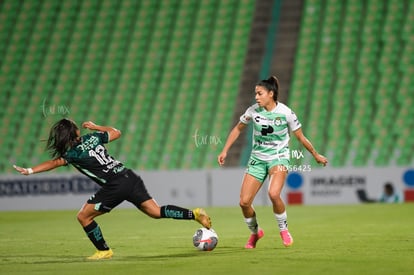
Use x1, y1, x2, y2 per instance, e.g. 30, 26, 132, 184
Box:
192, 228, 218, 251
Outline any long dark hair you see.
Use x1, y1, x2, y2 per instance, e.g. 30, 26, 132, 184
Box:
256, 75, 280, 101
46, 118, 79, 158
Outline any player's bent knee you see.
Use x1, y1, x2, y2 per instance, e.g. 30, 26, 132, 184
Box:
76, 211, 87, 225
239, 199, 251, 209
268, 191, 282, 200
77, 206, 103, 226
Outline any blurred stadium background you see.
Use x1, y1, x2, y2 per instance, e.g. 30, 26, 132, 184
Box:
0, 0, 413, 176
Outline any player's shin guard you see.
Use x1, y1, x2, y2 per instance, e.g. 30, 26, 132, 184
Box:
274, 211, 288, 231
83, 220, 110, 251
245, 213, 259, 234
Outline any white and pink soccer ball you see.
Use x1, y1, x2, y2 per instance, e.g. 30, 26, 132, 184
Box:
192, 228, 218, 251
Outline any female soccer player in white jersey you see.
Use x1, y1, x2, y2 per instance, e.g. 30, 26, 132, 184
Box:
218, 76, 327, 249
13, 119, 211, 259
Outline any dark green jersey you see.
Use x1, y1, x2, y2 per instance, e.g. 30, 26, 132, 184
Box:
63, 132, 126, 185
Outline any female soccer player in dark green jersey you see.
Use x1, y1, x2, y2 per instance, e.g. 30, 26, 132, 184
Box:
14, 119, 211, 260
218, 76, 327, 249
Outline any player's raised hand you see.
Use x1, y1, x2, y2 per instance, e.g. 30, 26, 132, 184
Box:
82, 121, 97, 130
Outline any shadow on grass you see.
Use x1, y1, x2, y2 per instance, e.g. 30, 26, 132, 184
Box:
0, 250, 235, 265
0, 245, 283, 265
0, 255, 88, 265
114, 246, 245, 261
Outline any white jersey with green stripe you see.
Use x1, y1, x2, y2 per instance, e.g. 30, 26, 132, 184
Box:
240, 102, 302, 161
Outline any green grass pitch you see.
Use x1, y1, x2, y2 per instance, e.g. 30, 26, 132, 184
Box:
1, 204, 413, 275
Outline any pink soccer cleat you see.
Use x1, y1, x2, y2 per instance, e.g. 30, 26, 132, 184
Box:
244, 228, 264, 249
280, 230, 293, 247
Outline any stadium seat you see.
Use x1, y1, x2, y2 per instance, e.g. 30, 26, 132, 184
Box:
2, 0, 412, 173
289, 0, 414, 167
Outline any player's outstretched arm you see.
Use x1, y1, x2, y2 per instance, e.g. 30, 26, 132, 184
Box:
82, 121, 121, 142
218, 122, 247, 166
293, 128, 328, 166
13, 158, 67, 175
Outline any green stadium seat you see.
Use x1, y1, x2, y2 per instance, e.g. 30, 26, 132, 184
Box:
6, 0, 412, 172
288, 0, 414, 167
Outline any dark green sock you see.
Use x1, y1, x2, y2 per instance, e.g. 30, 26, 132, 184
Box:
160, 205, 194, 220
83, 221, 109, 251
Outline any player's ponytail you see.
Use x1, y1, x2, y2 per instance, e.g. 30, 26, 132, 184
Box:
268, 76, 279, 101
46, 118, 79, 158
256, 75, 280, 101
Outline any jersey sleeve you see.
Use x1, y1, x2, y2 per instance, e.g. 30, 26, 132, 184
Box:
240, 106, 254, 124
94, 131, 110, 144
287, 109, 302, 132
62, 150, 74, 164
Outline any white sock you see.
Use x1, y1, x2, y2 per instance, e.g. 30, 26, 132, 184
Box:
274, 211, 288, 231
245, 216, 258, 234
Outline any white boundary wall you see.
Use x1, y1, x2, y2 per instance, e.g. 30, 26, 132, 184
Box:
1, 166, 413, 211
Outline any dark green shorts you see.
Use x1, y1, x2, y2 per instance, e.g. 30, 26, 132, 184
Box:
87, 169, 152, 212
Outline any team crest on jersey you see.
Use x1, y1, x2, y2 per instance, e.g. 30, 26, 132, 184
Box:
274, 117, 282, 126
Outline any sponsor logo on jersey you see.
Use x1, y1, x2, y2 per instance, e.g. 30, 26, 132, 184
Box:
274, 117, 282, 126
